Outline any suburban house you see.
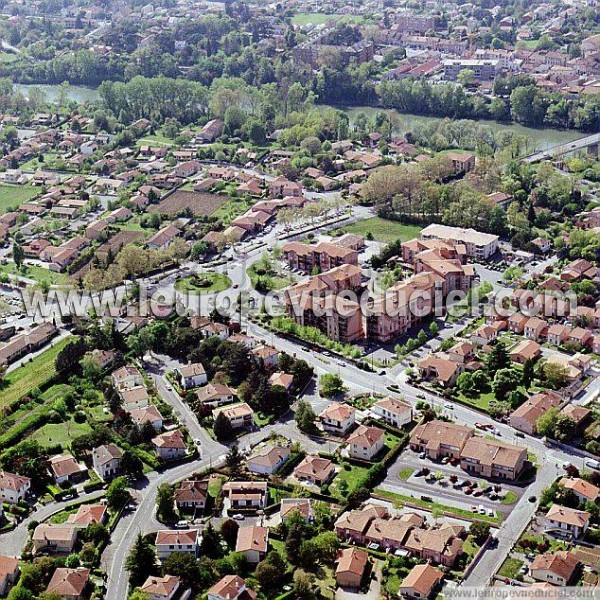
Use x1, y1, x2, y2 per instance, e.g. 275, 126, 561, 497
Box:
247, 445, 291, 475
335, 548, 369, 590
111, 365, 143, 390
207, 575, 256, 600
524, 317, 548, 341
175, 363, 207, 389
0, 471, 31, 504
49, 454, 88, 485
222, 481, 268, 511
319, 402, 357, 434
130, 405, 164, 431
459, 438, 527, 481
335, 505, 389, 545
559, 478, 599, 504
403, 523, 464, 567
371, 397, 413, 428
140, 575, 181, 600
509, 391, 563, 435
155, 530, 200, 560
32, 524, 78, 554
399, 564, 444, 599
196, 383, 237, 408
508, 312, 529, 334
417, 355, 463, 387
410, 421, 474, 460
509, 339, 541, 365
530, 551, 579, 586
280, 498, 312, 521
544, 504, 590, 539
46, 567, 90, 600
294, 455, 335, 486
152, 429, 187, 460
120, 386, 150, 411
212, 403, 254, 430
92, 444, 123, 480
174, 480, 208, 511
236, 525, 269, 563
66, 504, 107, 527
346, 425, 385, 461
0, 556, 19, 597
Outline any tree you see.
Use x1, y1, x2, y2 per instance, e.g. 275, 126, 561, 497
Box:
536, 407, 559, 437
161, 552, 200, 590
542, 362, 569, 389
552, 414, 577, 442
295, 399, 316, 433
225, 444, 243, 476
492, 368, 521, 401
214, 411, 233, 441
522, 358, 536, 389
293, 570, 315, 600
128, 592, 150, 600
457, 372, 475, 395
200, 522, 222, 558
255, 560, 282, 593
429, 322, 439, 336
245, 119, 266, 145
126, 533, 157, 588
470, 521, 491, 545
106, 476, 130, 509
12, 242, 24, 270
156, 484, 176, 522
56, 337, 86, 375
121, 451, 144, 479
220, 519, 239, 549
319, 373, 346, 398
7, 589, 34, 600
486, 342, 510, 375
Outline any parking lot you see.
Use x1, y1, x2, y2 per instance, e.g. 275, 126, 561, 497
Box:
384, 446, 528, 517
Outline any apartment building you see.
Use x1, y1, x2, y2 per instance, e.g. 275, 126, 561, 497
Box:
420, 224, 499, 259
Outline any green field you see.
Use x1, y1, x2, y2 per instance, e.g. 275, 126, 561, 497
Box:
174, 273, 232, 293
0, 337, 72, 409
333, 217, 422, 244
0, 262, 71, 286
374, 488, 503, 524
331, 462, 370, 500
291, 12, 364, 26
30, 418, 92, 447
0, 183, 38, 214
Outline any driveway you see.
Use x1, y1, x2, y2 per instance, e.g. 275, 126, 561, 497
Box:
336, 562, 381, 600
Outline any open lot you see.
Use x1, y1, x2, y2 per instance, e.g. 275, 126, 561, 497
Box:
150, 189, 228, 217
332, 217, 422, 244
383, 446, 525, 518
0, 337, 72, 409
0, 183, 38, 214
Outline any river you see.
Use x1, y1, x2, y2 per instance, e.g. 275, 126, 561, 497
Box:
337, 106, 583, 152
12, 84, 584, 151
14, 83, 101, 104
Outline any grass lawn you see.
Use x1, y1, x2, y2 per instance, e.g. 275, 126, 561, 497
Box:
502, 491, 518, 505
211, 196, 254, 224
0, 337, 73, 409
0, 262, 71, 286
0, 183, 38, 214
383, 431, 404, 452
174, 273, 232, 293
30, 418, 93, 448
247, 262, 293, 291
332, 217, 422, 244
498, 557, 524, 580
398, 467, 414, 481
331, 462, 370, 499
291, 12, 364, 25
136, 133, 175, 147
374, 488, 503, 525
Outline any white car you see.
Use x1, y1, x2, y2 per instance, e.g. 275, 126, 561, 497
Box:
233, 513, 245, 520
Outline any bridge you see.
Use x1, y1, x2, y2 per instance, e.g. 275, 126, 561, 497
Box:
522, 132, 600, 163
